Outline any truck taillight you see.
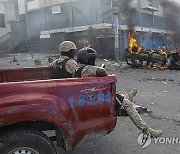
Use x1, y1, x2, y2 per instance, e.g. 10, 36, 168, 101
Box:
110, 82, 116, 94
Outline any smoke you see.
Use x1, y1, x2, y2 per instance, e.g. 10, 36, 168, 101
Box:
127, 8, 137, 33
160, 0, 180, 8
160, 0, 180, 14
119, 0, 133, 12
119, 0, 137, 32
160, 0, 180, 45
160, 0, 180, 29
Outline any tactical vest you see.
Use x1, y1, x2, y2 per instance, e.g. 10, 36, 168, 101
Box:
54, 58, 72, 78
73, 65, 86, 77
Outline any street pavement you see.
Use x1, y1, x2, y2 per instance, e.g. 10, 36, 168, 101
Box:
0, 53, 180, 154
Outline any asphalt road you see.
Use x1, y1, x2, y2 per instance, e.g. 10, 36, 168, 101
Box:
1, 54, 180, 154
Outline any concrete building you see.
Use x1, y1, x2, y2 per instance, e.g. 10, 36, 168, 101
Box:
0, 0, 179, 58
15, 0, 114, 58
0, 0, 19, 53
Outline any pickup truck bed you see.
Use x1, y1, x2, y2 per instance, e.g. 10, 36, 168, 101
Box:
0, 66, 117, 152
0, 66, 56, 83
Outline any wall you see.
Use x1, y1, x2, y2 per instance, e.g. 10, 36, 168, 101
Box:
27, 0, 112, 36
28, 10, 47, 36
0, 3, 11, 41
18, 0, 26, 15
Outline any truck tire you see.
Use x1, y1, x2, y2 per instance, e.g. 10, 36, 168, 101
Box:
0, 129, 57, 154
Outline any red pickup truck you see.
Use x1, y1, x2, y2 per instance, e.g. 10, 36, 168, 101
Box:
0, 66, 117, 154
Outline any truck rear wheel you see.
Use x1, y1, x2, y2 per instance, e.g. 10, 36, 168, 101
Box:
0, 129, 57, 154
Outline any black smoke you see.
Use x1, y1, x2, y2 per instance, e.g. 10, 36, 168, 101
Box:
119, 0, 137, 33
119, 0, 133, 12
160, 0, 180, 46
160, 0, 180, 31
160, 0, 180, 9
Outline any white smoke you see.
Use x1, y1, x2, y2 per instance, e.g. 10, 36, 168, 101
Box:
160, 0, 180, 7
169, 0, 180, 5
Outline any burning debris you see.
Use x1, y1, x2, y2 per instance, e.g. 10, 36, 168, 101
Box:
128, 32, 142, 55
166, 51, 180, 70
125, 33, 180, 70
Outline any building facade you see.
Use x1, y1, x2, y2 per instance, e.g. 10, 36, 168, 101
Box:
0, 0, 20, 52
0, 0, 179, 58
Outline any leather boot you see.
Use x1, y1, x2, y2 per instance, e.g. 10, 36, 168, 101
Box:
147, 128, 162, 138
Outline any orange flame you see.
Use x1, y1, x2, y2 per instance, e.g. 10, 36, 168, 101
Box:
128, 32, 142, 54
148, 64, 167, 70
159, 49, 167, 56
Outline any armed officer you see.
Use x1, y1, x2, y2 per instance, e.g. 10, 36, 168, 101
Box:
73, 47, 107, 77
49, 41, 78, 78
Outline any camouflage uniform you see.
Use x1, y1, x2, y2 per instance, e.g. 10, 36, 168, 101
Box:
74, 64, 97, 77
49, 41, 78, 78
50, 56, 77, 76
117, 89, 162, 138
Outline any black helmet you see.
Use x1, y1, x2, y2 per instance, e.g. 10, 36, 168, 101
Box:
77, 47, 97, 65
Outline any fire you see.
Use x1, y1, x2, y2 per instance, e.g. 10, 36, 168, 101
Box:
148, 64, 167, 70
128, 32, 142, 54
159, 49, 167, 56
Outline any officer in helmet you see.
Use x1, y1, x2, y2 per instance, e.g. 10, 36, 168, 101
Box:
73, 47, 107, 77
50, 41, 78, 78
74, 47, 162, 139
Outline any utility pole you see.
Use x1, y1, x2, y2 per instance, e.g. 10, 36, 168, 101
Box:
11, 20, 17, 62
24, 0, 30, 37
118, 9, 122, 63
112, 0, 120, 63
152, 11, 155, 49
